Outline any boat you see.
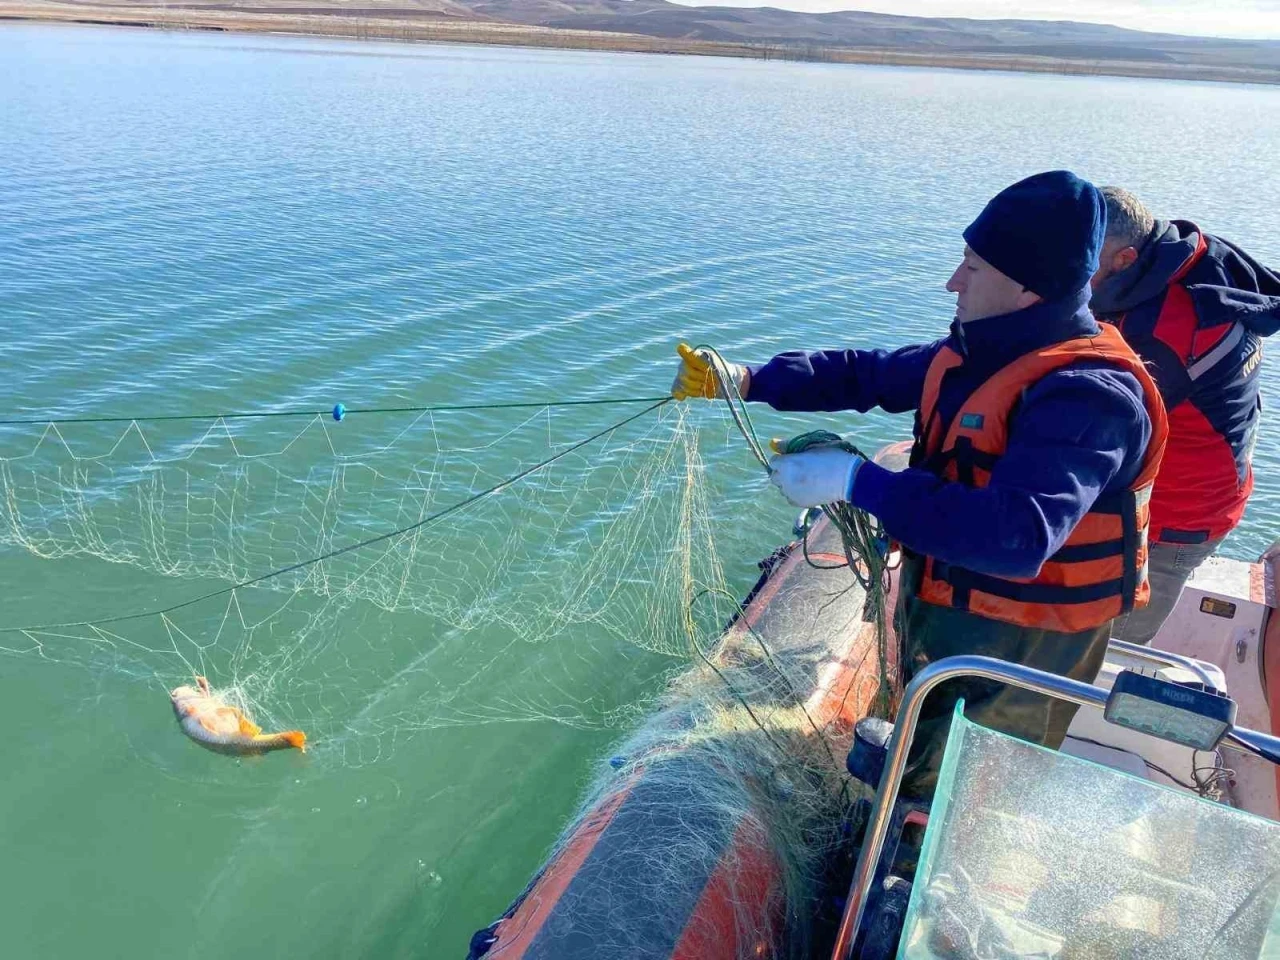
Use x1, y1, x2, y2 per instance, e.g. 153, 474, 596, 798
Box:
467, 443, 1280, 959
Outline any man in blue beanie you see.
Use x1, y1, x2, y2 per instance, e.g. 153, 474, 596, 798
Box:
672, 171, 1168, 795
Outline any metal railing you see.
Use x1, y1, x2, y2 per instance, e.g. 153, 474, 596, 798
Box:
829, 654, 1280, 960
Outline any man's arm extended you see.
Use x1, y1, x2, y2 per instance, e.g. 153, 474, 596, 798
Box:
747, 340, 943, 414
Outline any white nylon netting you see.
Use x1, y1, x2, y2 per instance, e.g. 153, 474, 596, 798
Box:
0, 401, 745, 764
0, 399, 869, 957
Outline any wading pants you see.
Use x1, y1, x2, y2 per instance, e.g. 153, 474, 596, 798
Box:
896, 556, 1111, 799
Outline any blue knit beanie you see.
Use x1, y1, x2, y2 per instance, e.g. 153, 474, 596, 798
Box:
962, 171, 1106, 302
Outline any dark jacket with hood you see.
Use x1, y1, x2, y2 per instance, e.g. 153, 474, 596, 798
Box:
1092, 221, 1280, 543
747, 288, 1153, 581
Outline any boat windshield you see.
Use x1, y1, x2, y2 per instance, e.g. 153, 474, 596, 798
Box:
900, 706, 1280, 959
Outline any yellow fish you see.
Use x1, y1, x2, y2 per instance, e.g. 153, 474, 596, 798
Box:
170, 676, 306, 756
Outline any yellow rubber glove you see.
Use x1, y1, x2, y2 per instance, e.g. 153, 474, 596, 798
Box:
671, 342, 749, 401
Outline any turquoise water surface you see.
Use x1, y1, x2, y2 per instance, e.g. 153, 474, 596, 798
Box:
2, 23, 1280, 957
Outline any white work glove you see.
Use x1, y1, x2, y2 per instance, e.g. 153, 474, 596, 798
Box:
768, 447, 866, 508
671, 342, 750, 401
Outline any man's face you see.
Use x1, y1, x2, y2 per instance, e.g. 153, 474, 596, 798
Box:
946, 246, 1040, 323
1091, 238, 1139, 289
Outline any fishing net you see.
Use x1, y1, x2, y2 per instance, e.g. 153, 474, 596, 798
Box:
0, 401, 737, 757
0, 397, 880, 956
473, 506, 881, 960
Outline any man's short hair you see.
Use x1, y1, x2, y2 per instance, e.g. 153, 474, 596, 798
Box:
1100, 186, 1155, 249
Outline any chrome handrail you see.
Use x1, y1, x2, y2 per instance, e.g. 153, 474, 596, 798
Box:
830, 654, 1280, 960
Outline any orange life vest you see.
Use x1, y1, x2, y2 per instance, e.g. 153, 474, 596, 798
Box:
910, 324, 1169, 633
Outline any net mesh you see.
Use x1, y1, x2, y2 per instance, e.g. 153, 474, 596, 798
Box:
0, 403, 744, 759
0, 400, 869, 955
500, 592, 867, 959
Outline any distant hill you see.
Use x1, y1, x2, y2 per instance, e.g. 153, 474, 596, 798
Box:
10, 0, 1280, 81
462, 1, 1280, 66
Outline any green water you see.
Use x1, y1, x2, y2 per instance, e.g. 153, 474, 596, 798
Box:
3, 23, 1280, 958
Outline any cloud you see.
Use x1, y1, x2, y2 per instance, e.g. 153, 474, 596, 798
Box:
670, 0, 1280, 40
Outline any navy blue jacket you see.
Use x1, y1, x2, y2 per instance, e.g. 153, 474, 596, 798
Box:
748, 289, 1154, 579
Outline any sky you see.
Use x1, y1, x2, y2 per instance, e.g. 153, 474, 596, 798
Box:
669, 1, 1280, 41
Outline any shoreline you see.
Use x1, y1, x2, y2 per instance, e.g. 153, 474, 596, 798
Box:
5, 1, 1280, 86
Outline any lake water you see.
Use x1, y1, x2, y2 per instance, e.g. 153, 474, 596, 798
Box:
2, 23, 1279, 958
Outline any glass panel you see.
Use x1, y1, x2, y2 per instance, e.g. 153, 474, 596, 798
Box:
899, 705, 1280, 959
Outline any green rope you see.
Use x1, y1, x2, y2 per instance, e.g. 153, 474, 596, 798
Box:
691, 350, 898, 718
691, 343, 771, 470
776, 430, 895, 716
0, 395, 674, 428
775, 431, 884, 588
